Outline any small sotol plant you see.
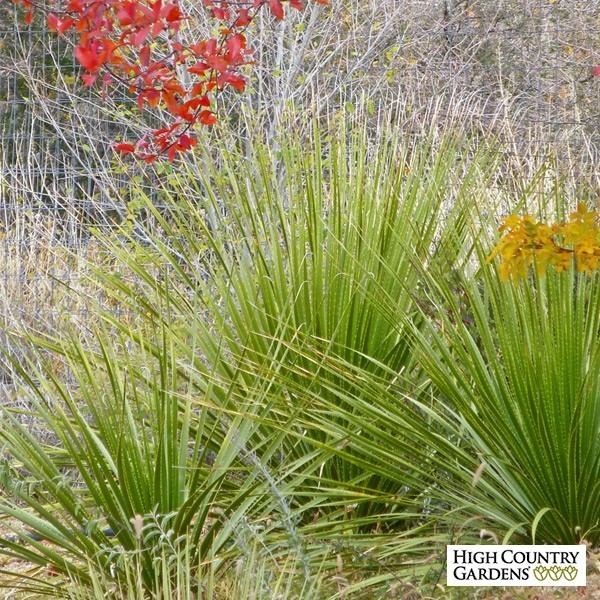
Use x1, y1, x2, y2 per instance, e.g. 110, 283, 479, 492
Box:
0, 324, 296, 597
415, 200, 600, 545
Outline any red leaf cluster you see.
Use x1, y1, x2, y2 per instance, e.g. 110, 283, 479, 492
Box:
10, 0, 328, 161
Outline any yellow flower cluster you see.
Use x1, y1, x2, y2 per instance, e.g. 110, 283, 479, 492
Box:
489, 203, 600, 281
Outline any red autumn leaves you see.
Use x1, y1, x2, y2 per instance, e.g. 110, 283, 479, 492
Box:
11, 0, 328, 161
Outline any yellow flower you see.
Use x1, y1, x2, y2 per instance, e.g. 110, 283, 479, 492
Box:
489, 205, 600, 280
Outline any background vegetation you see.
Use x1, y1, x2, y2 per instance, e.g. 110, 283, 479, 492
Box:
0, 1, 599, 598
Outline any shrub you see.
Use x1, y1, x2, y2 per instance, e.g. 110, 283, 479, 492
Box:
416, 219, 600, 545
0, 325, 300, 596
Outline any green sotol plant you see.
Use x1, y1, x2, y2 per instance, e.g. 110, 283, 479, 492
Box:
0, 326, 288, 596
91, 119, 496, 529
415, 228, 600, 545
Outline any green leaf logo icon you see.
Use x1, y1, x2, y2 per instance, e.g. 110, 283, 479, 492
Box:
548, 565, 562, 581
562, 566, 578, 581
533, 565, 548, 581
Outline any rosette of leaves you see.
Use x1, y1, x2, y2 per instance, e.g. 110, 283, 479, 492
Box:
415, 207, 600, 544
0, 324, 293, 597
